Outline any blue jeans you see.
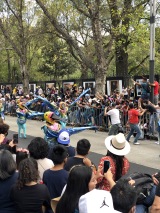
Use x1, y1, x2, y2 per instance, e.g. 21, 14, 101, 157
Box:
136, 204, 147, 213
149, 113, 158, 135
126, 123, 141, 143
136, 185, 156, 213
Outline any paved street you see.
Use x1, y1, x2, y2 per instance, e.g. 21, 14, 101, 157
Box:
6, 115, 160, 175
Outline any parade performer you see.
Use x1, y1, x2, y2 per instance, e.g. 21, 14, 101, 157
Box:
42, 111, 65, 146
16, 102, 28, 138
59, 101, 68, 127
16, 102, 44, 138
0, 99, 5, 120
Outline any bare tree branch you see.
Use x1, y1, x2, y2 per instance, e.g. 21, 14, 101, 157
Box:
129, 55, 149, 74
0, 19, 21, 56
4, 0, 20, 23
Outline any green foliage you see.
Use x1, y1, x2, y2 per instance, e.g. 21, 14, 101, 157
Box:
38, 37, 80, 80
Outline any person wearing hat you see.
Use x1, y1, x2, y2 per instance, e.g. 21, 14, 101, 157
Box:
97, 133, 130, 191
79, 188, 119, 213
57, 129, 75, 157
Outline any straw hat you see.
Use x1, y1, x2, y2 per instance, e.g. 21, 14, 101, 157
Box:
105, 133, 130, 156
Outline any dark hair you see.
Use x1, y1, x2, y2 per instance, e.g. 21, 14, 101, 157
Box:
16, 158, 39, 189
50, 145, 68, 165
106, 151, 124, 181
76, 139, 91, 156
56, 165, 92, 213
111, 179, 137, 213
142, 76, 147, 81
129, 103, 134, 109
0, 123, 9, 134
16, 151, 29, 169
28, 137, 49, 159
0, 150, 16, 180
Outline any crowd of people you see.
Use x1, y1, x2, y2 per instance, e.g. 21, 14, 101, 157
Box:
0, 75, 160, 212
0, 120, 160, 213
0, 77, 159, 133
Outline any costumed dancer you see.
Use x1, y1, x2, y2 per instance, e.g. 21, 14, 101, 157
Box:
0, 99, 5, 120
42, 111, 63, 146
16, 102, 28, 138
59, 102, 68, 128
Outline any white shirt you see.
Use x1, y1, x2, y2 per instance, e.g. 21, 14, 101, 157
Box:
37, 158, 54, 179
107, 108, 120, 125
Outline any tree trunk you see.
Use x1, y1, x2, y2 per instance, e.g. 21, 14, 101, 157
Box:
20, 59, 29, 94
116, 46, 129, 87
81, 64, 88, 79
95, 69, 106, 95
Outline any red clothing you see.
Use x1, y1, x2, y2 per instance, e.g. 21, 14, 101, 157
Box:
98, 156, 130, 191
128, 108, 139, 124
154, 81, 159, 95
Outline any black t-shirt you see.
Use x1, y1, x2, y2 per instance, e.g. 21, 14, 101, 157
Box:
146, 105, 157, 114
64, 157, 85, 171
11, 184, 52, 213
156, 182, 160, 197
43, 169, 68, 199
66, 146, 75, 157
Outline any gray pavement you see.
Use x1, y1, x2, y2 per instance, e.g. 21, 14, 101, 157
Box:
6, 115, 160, 175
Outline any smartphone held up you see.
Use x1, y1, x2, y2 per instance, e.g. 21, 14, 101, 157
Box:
103, 160, 110, 174
13, 134, 18, 144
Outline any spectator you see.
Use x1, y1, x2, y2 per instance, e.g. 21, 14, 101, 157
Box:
149, 77, 159, 105
104, 102, 121, 135
98, 133, 130, 191
0, 123, 10, 144
57, 129, 75, 157
110, 179, 137, 213
0, 150, 18, 213
16, 148, 29, 170
126, 103, 146, 145
28, 137, 54, 180
43, 145, 69, 199
79, 188, 118, 213
142, 100, 158, 137
64, 139, 93, 172
132, 77, 150, 101
11, 158, 52, 213
56, 165, 97, 213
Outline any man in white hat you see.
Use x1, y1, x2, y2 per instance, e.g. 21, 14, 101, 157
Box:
79, 189, 120, 213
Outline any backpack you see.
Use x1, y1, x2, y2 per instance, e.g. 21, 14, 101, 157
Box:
125, 172, 154, 204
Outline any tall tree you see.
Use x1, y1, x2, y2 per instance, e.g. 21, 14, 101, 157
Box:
35, 0, 113, 94
108, 0, 149, 86
0, 0, 42, 93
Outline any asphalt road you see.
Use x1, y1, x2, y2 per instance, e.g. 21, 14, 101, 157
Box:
6, 115, 160, 176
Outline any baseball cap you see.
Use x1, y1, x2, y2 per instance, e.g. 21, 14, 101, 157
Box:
57, 129, 70, 145
79, 189, 120, 213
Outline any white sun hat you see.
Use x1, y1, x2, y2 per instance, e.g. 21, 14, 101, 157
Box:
105, 133, 130, 156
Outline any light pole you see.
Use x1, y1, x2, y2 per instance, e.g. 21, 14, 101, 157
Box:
149, 0, 156, 103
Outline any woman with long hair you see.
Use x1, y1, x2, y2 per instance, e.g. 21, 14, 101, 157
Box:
56, 165, 97, 213
98, 133, 130, 191
11, 158, 52, 213
0, 149, 18, 213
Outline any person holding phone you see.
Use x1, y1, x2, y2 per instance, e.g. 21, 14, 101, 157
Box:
97, 133, 130, 191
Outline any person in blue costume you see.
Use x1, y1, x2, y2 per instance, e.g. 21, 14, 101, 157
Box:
16, 102, 28, 138
16, 102, 44, 138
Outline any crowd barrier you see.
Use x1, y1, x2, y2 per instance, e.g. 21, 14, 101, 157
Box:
4, 103, 158, 137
